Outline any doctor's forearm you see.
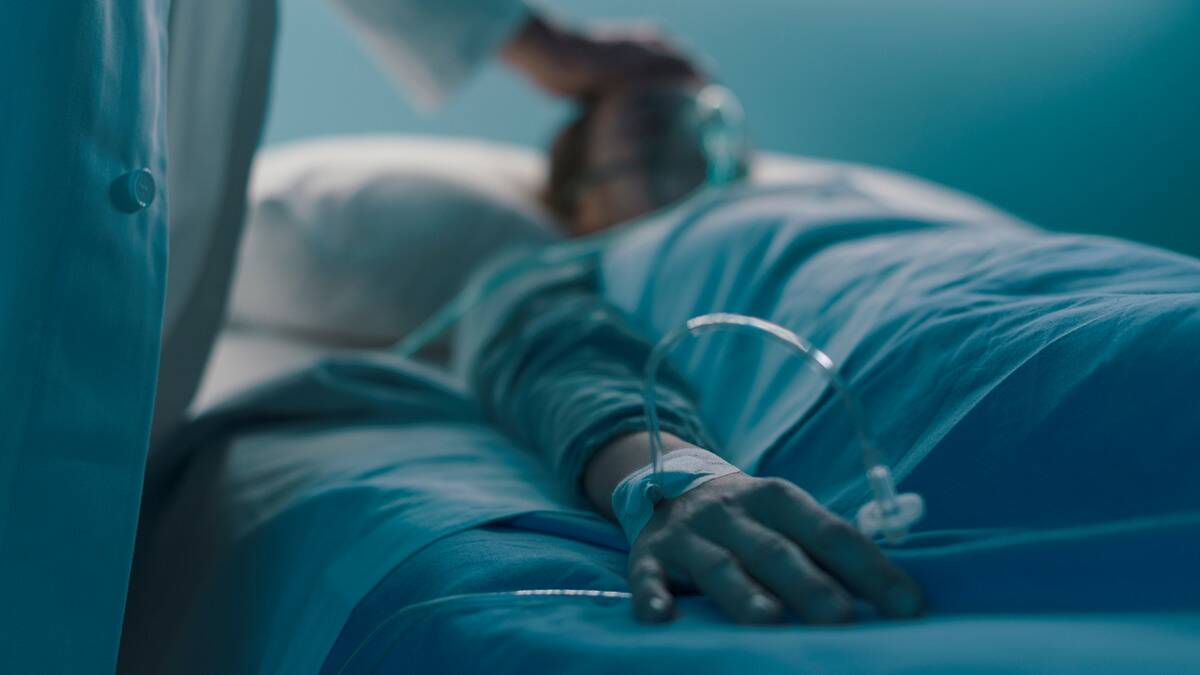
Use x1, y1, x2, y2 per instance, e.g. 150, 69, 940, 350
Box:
499, 13, 552, 72
499, 13, 597, 96
498, 12, 700, 97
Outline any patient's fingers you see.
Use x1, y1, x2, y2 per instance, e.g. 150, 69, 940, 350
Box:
702, 515, 852, 624
628, 554, 675, 623
749, 478, 921, 618
671, 536, 783, 624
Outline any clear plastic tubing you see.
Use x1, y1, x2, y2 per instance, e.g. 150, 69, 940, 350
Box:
642, 313, 924, 541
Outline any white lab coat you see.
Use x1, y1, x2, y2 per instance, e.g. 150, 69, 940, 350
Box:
0, 2, 169, 673
149, 0, 531, 451
0, 1, 527, 673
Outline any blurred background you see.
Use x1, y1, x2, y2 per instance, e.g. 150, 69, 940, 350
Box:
265, 0, 1199, 256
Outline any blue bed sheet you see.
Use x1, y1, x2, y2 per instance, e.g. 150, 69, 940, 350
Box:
325, 516, 1200, 674
128, 172, 1200, 675
598, 182, 1200, 527
331, 178, 1200, 673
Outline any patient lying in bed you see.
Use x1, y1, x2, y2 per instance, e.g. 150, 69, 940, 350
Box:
122, 81, 1200, 675
322, 150, 1200, 672
459, 80, 920, 624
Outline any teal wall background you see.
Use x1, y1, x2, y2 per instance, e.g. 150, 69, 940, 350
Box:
265, 0, 1199, 256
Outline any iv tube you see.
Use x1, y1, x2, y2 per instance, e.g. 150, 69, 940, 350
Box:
641, 313, 924, 540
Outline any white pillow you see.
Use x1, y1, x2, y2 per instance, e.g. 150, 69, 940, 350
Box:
229, 135, 560, 346
228, 137, 1006, 353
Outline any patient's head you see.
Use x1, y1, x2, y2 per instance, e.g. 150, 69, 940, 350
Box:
543, 81, 749, 236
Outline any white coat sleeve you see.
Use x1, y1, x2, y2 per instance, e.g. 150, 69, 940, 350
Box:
328, 0, 531, 109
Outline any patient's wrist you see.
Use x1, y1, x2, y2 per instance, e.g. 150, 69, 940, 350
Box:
583, 431, 692, 519
610, 447, 741, 544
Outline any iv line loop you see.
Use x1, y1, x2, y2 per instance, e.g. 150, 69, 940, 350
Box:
641, 312, 924, 540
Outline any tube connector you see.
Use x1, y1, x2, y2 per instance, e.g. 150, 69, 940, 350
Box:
642, 313, 924, 541
855, 465, 925, 542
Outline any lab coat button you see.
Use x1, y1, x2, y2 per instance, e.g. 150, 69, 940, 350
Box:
111, 169, 157, 213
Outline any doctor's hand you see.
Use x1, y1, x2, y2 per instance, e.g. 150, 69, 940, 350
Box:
501, 14, 703, 97
625, 473, 923, 624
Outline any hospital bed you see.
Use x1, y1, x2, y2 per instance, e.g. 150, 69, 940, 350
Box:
118, 135, 1200, 675
110, 0, 1190, 662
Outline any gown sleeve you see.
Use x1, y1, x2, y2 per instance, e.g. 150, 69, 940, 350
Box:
462, 257, 716, 493
327, 0, 531, 109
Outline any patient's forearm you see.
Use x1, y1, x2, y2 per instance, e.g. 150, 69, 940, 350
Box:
465, 267, 713, 503
583, 431, 692, 519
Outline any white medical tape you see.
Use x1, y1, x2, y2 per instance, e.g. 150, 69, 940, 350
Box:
611, 447, 740, 545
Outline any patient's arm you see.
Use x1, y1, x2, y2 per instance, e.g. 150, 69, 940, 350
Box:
469, 268, 715, 490
467, 265, 919, 625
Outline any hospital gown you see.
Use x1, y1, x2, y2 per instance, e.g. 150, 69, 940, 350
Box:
464, 256, 716, 491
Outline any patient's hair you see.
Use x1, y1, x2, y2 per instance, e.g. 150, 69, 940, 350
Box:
542, 84, 750, 233
543, 102, 598, 223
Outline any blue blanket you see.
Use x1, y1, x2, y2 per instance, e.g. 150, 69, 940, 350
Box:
320, 178, 1200, 674
326, 516, 1200, 674
598, 182, 1200, 527
128, 170, 1200, 675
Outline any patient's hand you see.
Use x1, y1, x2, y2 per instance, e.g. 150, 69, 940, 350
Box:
629, 473, 922, 624
584, 433, 922, 625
